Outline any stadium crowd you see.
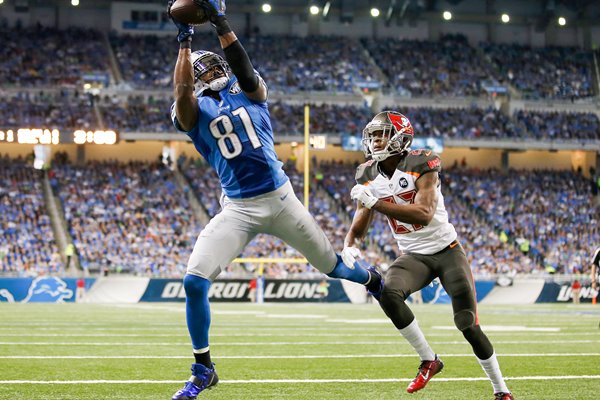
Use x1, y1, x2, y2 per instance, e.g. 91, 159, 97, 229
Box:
514, 110, 599, 141
99, 95, 173, 133
6, 92, 598, 142
51, 159, 202, 277
0, 28, 595, 101
0, 26, 109, 88
481, 43, 594, 100
396, 106, 522, 139
0, 156, 63, 275
0, 91, 97, 130
448, 168, 599, 274
362, 34, 501, 97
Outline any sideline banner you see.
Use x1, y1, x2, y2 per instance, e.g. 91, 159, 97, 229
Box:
536, 282, 598, 303
140, 279, 350, 303
0, 277, 95, 303
414, 280, 496, 304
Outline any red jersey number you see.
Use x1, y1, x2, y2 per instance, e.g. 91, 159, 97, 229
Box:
380, 190, 424, 234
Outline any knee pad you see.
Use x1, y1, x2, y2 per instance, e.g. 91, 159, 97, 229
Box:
454, 309, 477, 332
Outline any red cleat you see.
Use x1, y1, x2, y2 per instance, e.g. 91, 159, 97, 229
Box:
406, 356, 444, 393
494, 393, 514, 400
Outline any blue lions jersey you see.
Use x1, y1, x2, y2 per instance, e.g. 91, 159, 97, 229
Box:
171, 76, 288, 199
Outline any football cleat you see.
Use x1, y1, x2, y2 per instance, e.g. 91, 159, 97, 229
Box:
494, 392, 514, 400
406, 355, 444, 393
172, 363, 219, 400
366, 266, 384, 301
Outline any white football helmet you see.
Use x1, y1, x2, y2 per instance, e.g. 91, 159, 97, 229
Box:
362, 111, 414, 161
191, 50, 231, 92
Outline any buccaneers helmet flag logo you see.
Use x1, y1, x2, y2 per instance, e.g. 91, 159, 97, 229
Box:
388, 113, 414, 136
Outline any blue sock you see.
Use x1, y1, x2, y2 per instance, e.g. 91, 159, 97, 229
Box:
326, 254, 370, 284
183, 274, 211, 350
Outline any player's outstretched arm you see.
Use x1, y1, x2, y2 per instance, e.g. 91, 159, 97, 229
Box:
344, 203, 374, 249
169, 0, 198, 131
201, 0, 267, 102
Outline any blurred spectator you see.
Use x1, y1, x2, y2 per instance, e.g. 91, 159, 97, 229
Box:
514, 110, 599, 141
53, 160, 203, 277
482, 43, 593, 100
0, 91, 97, 130
0, 155, 64, 275
363, 34, 501, 96
0, 25, 109, 87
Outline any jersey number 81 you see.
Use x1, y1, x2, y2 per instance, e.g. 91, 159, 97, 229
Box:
209, 107, 262, 159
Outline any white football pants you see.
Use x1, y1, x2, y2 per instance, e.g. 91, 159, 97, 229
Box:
187, 181, 337, 280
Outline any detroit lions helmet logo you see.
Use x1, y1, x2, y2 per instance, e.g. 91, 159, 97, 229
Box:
22, 277, 74, 303
229, 82, 242, 95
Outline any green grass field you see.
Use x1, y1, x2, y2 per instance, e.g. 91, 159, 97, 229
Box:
0, 302, 598, 400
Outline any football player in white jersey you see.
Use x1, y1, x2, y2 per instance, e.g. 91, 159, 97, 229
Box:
342, 111, 514, 400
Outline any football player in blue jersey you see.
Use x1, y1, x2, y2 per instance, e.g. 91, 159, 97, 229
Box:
167, 1, 383, 398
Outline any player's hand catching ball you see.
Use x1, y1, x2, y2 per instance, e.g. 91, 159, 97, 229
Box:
168, 0, 194, 43
341, 247, 362, 269
351, 184, 378, 209
194, 0, 226, 22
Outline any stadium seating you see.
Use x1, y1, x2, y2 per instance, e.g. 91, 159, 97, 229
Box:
447, 168, 599, 274
0, 91, 97, 130
514, 110, 599, 140
395, 106, 522, 139
52, 160, 202, 277
0, 156, 64, 275
99, 95, 173, 133
0, 26, 109, 87
481, 43, 594, 100
362, 34, 502, 97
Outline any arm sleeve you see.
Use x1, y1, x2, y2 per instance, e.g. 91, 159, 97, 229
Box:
223, 40, 259, 93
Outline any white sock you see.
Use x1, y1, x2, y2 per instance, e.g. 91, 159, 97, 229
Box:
398, 319, 436, 361
478, 352, 509, 394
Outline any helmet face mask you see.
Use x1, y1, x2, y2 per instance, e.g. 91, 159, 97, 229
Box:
362, 111, 414, 161
191, 50, 231, 93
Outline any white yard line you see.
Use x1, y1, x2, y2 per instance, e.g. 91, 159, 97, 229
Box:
1, 331, 597, 337
1, 376, 599, 384
0, 340, 598, 346
0, 353, 598, 360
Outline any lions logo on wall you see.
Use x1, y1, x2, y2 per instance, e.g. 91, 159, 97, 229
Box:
23, 277, 74, 303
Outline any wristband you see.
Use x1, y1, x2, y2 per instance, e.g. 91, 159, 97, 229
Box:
180, 40, 191, 49
212, 15, 232, 36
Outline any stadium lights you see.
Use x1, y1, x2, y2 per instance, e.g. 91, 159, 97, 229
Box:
501, 13, 510, 23
0, 0, 4, 5
558, 16, 566, 26
371, 8, 380, 18
261, 3, 271, 13
71, 0, 79, 5
442, 11, 452, 21
309, 5, 320, 15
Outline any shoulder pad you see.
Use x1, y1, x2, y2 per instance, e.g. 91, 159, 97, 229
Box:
355, 160, 378, 184
404, 149, 442, 176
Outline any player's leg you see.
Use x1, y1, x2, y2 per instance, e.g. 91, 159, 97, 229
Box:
436, 243, 512, 399
266, 183, 380, 292
381, 255, 443, 393
173, 203, 257, 400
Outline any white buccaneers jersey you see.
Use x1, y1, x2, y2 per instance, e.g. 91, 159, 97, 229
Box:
356, 149, 457, 255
